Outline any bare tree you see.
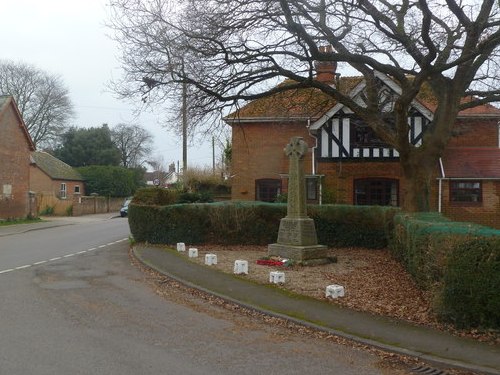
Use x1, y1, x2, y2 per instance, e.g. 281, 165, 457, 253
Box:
0, 60, 74, 148
107, 0, 500, 211
111, 123, 154, 168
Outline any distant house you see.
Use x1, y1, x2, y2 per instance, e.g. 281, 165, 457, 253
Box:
145, 162, 178, 188
0, 96, 36, 219
226, 66, 500, 229
30, 151, 85, 200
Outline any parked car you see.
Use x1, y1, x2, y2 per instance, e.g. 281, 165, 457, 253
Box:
120, 198, 132, 217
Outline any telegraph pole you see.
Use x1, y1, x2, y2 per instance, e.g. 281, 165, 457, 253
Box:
182, 77, 187, 173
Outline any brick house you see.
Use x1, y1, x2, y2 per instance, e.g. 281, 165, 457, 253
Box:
226, 69, 500, 229
0, 96, 36, 219
30, 151, 85, 201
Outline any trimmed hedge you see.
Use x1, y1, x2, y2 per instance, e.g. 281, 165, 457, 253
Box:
389, 213, 500, 289
438, 237, 500, 329
390, 212, 500, 328
128, 201, 397, 247
310, 204, 396, 249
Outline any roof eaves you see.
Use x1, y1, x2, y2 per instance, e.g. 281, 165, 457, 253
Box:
225, 116, 313, 124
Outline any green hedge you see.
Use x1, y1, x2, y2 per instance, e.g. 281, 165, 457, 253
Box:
128, 201, 397, 247
310, 205, 396, 249
438, 238, 500, 329
389, 213, 499, 289
390, 212, 500, 328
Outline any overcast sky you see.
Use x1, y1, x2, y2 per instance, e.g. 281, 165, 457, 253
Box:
0, 0, 215, 169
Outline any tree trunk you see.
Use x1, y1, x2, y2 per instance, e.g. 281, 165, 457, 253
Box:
400, 151, 437, 212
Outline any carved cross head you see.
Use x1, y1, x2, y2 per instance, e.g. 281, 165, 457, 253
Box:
284, 137, 308, 158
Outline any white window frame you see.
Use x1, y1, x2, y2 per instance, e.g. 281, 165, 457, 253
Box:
60, 183, 67, 199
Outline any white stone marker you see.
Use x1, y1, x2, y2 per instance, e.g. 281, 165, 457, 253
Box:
233, 260, 248, 275
269, 271, 285, 284
205, 253, 217, 265
176, 242, 186, 252
325, 284, 345, 298
188, 248, 198, 258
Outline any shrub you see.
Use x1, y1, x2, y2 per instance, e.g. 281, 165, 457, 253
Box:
128, 201, 396, 248
78, 165, 145, 197
180, 167, 231, 196
177, 191, 214, 203
438, 238, 500, 329
39, 205, 55, 216
133, 187, 179, 205
389, 212, 499, 289
310, 205, 397, 248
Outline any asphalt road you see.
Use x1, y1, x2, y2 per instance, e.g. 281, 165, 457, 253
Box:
0, 216, 408, 374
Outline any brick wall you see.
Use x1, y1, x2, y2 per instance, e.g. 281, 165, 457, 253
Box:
317, 160, 403, 204
0, 101, 32, 219
439, 180, 500, 229
231, 121, 314, 200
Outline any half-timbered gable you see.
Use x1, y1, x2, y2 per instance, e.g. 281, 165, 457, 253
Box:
310, 73, 433, 161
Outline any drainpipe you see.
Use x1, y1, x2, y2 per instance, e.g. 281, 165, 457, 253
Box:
307, 118, 322, 205
438, 179, 442, 213
438, 157, 445, 213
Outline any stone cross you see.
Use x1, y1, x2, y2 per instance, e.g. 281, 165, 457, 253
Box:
268, 136, 328, 264
284, 136, 308, 219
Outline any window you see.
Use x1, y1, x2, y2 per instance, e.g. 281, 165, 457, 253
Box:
60, 183, 67, 199
74, 185, 80, 194
350, 118, 389, 148
256, 179, 281, 202
354, 178, 398, 206
450, 181, 482, 203
306, 177, 318, 201
2, 184, 12, 199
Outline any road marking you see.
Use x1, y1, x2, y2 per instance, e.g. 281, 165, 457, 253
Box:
1, 238, 127, 275
15, 265, 31, 270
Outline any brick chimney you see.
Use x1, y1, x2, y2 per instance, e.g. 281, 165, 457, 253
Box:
315, 45, 337, 84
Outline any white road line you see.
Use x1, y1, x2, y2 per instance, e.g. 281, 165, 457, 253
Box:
1, 239, 127, 276
15, 265, 31, 270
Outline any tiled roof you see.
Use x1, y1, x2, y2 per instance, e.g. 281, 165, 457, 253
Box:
226, 75, 500, 121
415, 85, 500, 117
226, 77, 362, 121
31, 151, 84, 181
441, 148, 500, 179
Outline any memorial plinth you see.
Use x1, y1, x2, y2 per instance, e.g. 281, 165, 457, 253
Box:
268, 137, 328, 265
